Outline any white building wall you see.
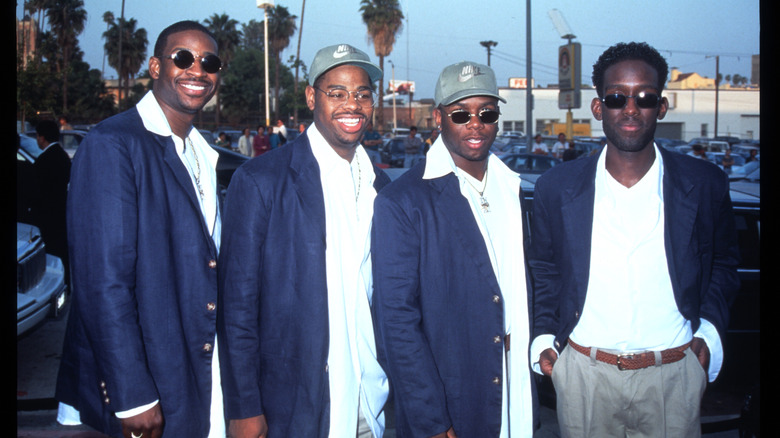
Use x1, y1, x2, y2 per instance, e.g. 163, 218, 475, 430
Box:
498, 88, 759, 141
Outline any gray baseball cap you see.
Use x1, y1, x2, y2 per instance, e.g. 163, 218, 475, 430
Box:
308, 44, 383, 86
434, 61, 506, 107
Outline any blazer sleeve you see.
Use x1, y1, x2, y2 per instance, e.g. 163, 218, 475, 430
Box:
217, 165, 270, 419
699, 171, 741, 337
371, 191, 453, 436
67, 129, 159, 412
527, 176, 562, 342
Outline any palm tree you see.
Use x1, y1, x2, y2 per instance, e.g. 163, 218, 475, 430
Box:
204, 13, 241, 128
266, 5, 297, 121
46, 0, 87, 113
360, 0, 404, 132
102, 11, 114, 80
103, 17, 148, 110
241, 19, 264, 51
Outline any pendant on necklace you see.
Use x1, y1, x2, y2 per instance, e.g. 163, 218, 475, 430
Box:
479, 195, 490, 213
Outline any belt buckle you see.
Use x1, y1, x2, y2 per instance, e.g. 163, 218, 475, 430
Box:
616, 353, 634, 371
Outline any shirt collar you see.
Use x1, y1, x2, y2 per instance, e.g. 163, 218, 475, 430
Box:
423, 135, 520, 185
596, 142, 664, 201
136, 91, 216, 164
308, 122, 375, 184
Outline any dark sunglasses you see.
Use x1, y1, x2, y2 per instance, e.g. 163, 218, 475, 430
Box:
600, 91, 661, 109
163, 50, 222, 74
446, 108, 501, 125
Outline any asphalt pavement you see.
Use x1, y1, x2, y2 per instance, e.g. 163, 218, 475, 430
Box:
18, 307, 747, 437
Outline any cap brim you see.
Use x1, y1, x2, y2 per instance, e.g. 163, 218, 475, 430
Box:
311, 60, 383, 85
438, 89, 507, 107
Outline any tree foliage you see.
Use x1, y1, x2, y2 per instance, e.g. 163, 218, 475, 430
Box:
360, 0, 404, 131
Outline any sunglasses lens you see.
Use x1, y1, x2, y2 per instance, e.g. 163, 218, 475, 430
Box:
603, 93, 660, 109
201, 54, 222, 74
449, 111, 472, 124
603, 94, 627, 109
636, 93, 660, 108
479, 110, 500, 124
172, 50, 195, 70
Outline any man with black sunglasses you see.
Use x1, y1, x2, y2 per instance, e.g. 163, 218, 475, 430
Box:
55, 21, 225, 438
218, 44, 390, 438
372, 61, 536, 437
529, 42, 740, 437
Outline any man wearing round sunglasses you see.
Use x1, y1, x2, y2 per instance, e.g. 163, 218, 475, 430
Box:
530, 42, 740, 437
218, 43, 390, 438
372, 61, 536, 437
56, 21, 226, 438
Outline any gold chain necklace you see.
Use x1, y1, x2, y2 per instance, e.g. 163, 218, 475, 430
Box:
462, 166, 490, 213
355, 156, 362, 202
186, 137, 205, 200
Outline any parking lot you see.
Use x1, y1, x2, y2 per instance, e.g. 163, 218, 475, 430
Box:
18, 307, 750, 437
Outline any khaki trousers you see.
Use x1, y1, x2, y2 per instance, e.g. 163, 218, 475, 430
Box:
552, 343, 707, 438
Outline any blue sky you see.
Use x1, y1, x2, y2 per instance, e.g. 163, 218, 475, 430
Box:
17, 0, 760, 99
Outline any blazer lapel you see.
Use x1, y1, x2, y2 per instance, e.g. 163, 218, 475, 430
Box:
660, 149, 698, 294
289, 137, 326, 243
431, 174, 502, 297
158, 134, 218, 254
560, 156, 598, 302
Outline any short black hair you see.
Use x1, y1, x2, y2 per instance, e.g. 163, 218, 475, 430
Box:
153, 20, 216, 57
36, 120, 60, 143
592, 42, 668, 98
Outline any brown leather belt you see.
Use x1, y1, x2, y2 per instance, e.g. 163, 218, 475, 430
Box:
567, 338, 691, 371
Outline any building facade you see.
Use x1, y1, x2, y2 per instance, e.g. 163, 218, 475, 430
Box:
497, 87, 759, 142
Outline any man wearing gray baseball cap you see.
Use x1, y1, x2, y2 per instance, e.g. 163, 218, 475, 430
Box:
372, 61, 536, 437
218, 43, 391, 438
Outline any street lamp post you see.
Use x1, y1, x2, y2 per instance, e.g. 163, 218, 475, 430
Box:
257, 1, 274, 127
389, 60, 397, 135
480, 40, 497, 66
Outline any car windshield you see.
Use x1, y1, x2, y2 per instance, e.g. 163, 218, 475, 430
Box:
18, 134, 41, 159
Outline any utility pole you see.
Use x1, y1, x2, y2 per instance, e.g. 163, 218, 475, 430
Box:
480, 40, 498, 66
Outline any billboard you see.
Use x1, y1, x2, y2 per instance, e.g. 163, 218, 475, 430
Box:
558, 42, 581, 109
388, 80, 415, 94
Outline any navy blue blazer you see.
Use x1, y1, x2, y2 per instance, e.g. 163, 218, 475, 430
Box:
530, 146, 740, 352
55, 107, 221, 437
371, 162, 537, 437
217, 133, 390, 437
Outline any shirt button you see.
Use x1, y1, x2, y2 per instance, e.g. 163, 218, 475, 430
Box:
203, 343, 213, 352
104, 397, 110, 405
208, 259, 217, 269
492, 376, 501, 385
207, 302, 216, 312
493, 336, 501, 344
492, 295, 501, 303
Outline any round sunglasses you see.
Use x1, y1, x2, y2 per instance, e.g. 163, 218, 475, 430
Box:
600, 91, 661, 109
446, 108, 501, 125
162, 50, 222, 74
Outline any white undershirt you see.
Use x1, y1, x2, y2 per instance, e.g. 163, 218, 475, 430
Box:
308, 123, 388, 438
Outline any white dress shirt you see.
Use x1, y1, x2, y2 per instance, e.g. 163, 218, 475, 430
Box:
530, 144, 723, 382
59, 91, 226, 437
424, 138, 534, 438
308, 123, 389, 438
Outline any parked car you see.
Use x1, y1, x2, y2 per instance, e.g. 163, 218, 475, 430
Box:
17, 222, 68, 337
24, 129, 88, 158
210, 144, 250, 194
500, 153, 561, 183
198, 129, 216, 144
379, 136, 407, 168
709, 151, 746, 173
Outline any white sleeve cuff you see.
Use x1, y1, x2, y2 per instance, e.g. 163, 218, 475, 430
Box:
115, 400, 159, 419
530, 334, 556, 375
694, 318, 723, 382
